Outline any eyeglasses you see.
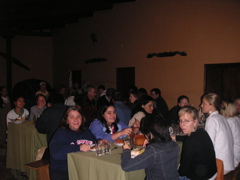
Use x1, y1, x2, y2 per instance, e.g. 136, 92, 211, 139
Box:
179, 120, 193, 124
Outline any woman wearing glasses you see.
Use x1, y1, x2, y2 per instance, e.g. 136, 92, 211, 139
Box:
178, 106, 217, 180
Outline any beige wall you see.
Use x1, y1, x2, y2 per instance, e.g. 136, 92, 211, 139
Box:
0, 36, 53, 88
53, 0, 240, 108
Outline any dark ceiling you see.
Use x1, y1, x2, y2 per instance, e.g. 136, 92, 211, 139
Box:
0, 0, 135, 37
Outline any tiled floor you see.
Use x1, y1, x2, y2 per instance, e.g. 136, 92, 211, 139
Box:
0, 145, 17, 180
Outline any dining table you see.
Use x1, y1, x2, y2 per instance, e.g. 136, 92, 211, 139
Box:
6, 120, 47, 180
67, 141, 182, 180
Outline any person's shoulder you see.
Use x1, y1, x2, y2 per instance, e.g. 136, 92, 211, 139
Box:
23, 108, 29, 114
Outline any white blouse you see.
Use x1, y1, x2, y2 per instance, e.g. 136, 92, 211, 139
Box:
227, 116, 240, 165
205, 111, 235, 174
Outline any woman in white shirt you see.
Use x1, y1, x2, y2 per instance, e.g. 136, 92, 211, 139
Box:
6, 96, 29, 127
201, 93, 235, 174
221, 100, 240, 166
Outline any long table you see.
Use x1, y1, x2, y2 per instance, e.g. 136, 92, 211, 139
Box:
6, 120, 47, 180
68, 141, 182, 180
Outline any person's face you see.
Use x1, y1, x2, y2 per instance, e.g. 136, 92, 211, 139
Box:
40, 85, 46, 92
150, 91, 158, 100
142, 100, 154, 114
14, 97, 25, 109
1, 88, 8, 97
59, 87, 66, 95
88, 88, 97, 99
37, 96, 46, 107
67, 110, 82, 131
103, 106, 116, 125
179, 112, 198, 136
200, 98, 215, 114
129, 93, 137, 103
236, 99, 240, 113
178, 98, 189, 107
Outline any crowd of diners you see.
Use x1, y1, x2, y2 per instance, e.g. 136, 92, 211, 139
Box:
1, 82, 240, 180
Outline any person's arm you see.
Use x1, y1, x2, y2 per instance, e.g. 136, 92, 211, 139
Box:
204, 116, 218, 147
49, 129, 80, 161
121, 145, 154, 172
178, 138, 194, 176
89, 120, 114, 142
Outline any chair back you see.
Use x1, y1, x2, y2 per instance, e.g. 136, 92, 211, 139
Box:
216, 158, 224, 180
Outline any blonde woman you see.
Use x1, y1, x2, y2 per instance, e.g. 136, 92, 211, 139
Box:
178, 106, 217, 180
201, 93, 235, 174
221, 100, 240, 166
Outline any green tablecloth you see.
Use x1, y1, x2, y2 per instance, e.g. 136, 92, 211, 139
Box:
68, 141, 182, 180
6, 120, 47, 180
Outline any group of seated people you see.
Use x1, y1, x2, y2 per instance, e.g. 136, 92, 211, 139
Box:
2, 81, 240, 180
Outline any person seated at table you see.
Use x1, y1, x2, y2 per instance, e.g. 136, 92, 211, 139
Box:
49, 106, 101, 180
221, 100, 240, 166
178, 106, 217, 180
35, 81, 49, 99
128, 90, 138, 116
89, 104, 132, 142
128, 95, 154, 128
6, 96, 29, 127
121, 112, 179, 180
201, 93, 235, 174
29, 94, 46, 120
166, 95, 189, 126
235, 97, 240, 116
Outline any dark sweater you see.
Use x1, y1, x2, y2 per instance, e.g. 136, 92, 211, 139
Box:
121, 140, 179, 180
178, 128, 217, 180
49, 128, 97, 180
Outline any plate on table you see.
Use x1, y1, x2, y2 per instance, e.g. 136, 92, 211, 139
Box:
114, 140, 124, 146
90, 144, 96, 151
14, 120, 25, 124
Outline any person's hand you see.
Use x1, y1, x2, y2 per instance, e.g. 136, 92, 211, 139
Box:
142, 139, 149, 147
121, 128, 132, 136
80, 144, 90, 152
133, 118, 140, 128
123, 141, 131, 150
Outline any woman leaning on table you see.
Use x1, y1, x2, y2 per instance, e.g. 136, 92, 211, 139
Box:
49, 106, 105, 180
89, 104, 132, 142
201, 93, 235, 174
121, 112, 179, 180
178, 106, 217, 180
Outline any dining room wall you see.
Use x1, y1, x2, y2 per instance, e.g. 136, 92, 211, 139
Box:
0, 36, 53, 89
52, 0, 240, 108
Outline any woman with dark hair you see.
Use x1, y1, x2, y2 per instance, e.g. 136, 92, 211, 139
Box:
128, 95, 154, 128
29, 94, 46, 120
6, 96, 29, 127
201, 93, 235, 174
178, 106, 217, 180
121, 112, 179, 180
89, 104, 132, 142
49, 106, 99, 180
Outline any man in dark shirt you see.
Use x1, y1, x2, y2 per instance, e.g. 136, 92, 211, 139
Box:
35, 92, 68, 144
150, 88, 169, 117
80, 85, 97, 127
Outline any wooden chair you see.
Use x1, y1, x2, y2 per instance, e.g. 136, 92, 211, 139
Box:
224, 163, 240, 180
24, 159, 50, 180
216, 159, 224, 180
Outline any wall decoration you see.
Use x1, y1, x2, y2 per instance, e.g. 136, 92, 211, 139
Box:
147, 51, 187, 58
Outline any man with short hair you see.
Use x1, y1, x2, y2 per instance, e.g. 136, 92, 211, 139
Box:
80, 85, 97, 127
150, 88, 169, 117
97, 88, 115, 109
